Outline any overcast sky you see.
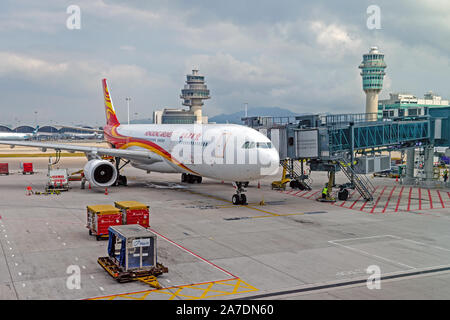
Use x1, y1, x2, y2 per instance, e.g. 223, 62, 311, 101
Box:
1, 0, 449, 126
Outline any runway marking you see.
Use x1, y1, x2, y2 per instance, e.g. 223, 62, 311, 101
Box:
329, 235, 415, 269
282, 185, 449, 215
437, 190, 445, 208
89, 278, 258, 301
428, 189, 433, 209
306, 190, 321, 199
349, 194, 362, 209
87, 228, 257, 300
183, 189, 304, 217
418, 188, 422, 210
370, 186, 387, 213
382, 186, 396, 213
407, 187, 412, 211
395, 186, 405, 212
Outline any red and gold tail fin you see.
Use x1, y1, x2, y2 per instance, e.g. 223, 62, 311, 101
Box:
102, 78, 120, 126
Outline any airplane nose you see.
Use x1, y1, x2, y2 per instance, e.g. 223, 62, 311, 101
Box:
258, 149, 280, 176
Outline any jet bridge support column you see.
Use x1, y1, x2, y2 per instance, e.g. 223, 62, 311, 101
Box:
403, 148, 415, 185
423, 146, 435, 186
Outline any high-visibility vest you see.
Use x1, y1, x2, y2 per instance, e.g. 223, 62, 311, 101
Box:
322, 187, 328, 195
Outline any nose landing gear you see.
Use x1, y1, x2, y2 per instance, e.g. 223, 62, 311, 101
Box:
232, 182, 248, 205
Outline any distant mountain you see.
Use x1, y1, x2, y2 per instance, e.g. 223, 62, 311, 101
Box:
209, 107, 299, 124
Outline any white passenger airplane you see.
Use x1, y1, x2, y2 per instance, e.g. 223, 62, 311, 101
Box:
0, 126, 39, 141
0, 79, 279, 204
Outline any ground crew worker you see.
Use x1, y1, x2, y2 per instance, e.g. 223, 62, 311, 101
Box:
444, 169, 448, 183
322, 184, 328, 199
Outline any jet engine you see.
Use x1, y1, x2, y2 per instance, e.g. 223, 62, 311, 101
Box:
83, 159, 117, 187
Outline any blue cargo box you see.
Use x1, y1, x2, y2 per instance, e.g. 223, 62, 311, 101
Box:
107, 224, 157, 271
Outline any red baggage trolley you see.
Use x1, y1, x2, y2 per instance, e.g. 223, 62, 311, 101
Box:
114, 201, 150, 228
21, 162, 34, 175
0, 163, 9, 175
87, 205, 122, 240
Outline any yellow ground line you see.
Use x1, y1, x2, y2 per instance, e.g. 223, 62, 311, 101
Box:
181, 189, 304, 218
250, 212, 305, 219
91, 278, 258, 301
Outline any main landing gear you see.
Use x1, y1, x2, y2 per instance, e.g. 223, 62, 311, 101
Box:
181, 173, 202, 184
113, 157, 129, 186
232, 182, 247, 205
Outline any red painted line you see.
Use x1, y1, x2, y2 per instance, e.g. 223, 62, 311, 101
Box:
149, 228, 237, 278
349, 194, 362, 209
292, 190, 303, 196
300, 190, 312, 198
428, 189, 433, 209
359, 200, 369, 211
407, 187, 413, 211
395, 186, 405, 212
306, 190, 321, 199
370, 186, 387, 213
382, 186, 396, 213
437, 190, 445, 209
339, 189, 357, 207
447, 192, 450, 200
87, 277, 237, 300
297, 190, 310, 197
418, 188, 422, 210
359, 185, 379, 212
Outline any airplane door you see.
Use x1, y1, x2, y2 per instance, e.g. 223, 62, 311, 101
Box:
215, 132, 231, 158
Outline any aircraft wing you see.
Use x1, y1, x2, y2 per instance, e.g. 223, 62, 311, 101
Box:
0, 140, 160, 162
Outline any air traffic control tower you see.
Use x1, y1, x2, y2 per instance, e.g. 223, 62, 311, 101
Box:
359, 47, 387, 115
180, 69, 210, 124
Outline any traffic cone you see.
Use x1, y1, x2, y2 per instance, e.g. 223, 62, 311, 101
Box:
257, 181, 261, 189
88, 183, 91, 190
396, 176, 399, 183
221, 180, 224, 184
104, 188, 108, 195
26, 186, 32, 196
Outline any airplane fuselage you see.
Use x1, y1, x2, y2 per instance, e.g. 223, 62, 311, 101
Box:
0, 133, 32, 141
104, 123, 280, 182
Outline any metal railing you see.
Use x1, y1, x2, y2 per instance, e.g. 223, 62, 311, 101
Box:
337, 158, 375, 201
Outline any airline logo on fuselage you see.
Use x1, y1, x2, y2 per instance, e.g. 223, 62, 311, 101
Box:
145, 131, 202, 141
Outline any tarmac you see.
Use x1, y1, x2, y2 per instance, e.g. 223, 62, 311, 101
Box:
0, 156, 450, 300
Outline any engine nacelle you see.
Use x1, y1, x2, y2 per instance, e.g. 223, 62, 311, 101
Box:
83, 159, 117, 187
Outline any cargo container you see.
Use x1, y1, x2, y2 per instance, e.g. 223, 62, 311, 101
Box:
46, 168, 69, 191
98, 224, 168, 282
114, 201, 150, 228
87, 205, 122, 240
0, 163, 9, 175
21, 162, 34, 175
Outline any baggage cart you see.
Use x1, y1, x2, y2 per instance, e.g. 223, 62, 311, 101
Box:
0, 163, 9, 175
114, 201, 150, 228
98, 225, 168, 283
46, 168, 70, 192
21, 162, 34, 175
87, 205, 122, 240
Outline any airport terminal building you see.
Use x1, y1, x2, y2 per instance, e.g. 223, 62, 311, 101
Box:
379, 92, 450, 118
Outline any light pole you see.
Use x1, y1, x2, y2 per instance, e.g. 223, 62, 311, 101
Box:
126, 97, 131, 125
34, 111, 38, 127
244, 102, 248, 117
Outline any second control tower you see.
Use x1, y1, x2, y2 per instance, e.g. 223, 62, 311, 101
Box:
359, 47, 387, 115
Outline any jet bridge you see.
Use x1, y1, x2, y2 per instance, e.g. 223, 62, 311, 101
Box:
243, 110, 446, 200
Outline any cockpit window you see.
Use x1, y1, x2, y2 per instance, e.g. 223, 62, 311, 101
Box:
242, 141, 255, 149
256, 142, 271, 149
242, 141, 272, 149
